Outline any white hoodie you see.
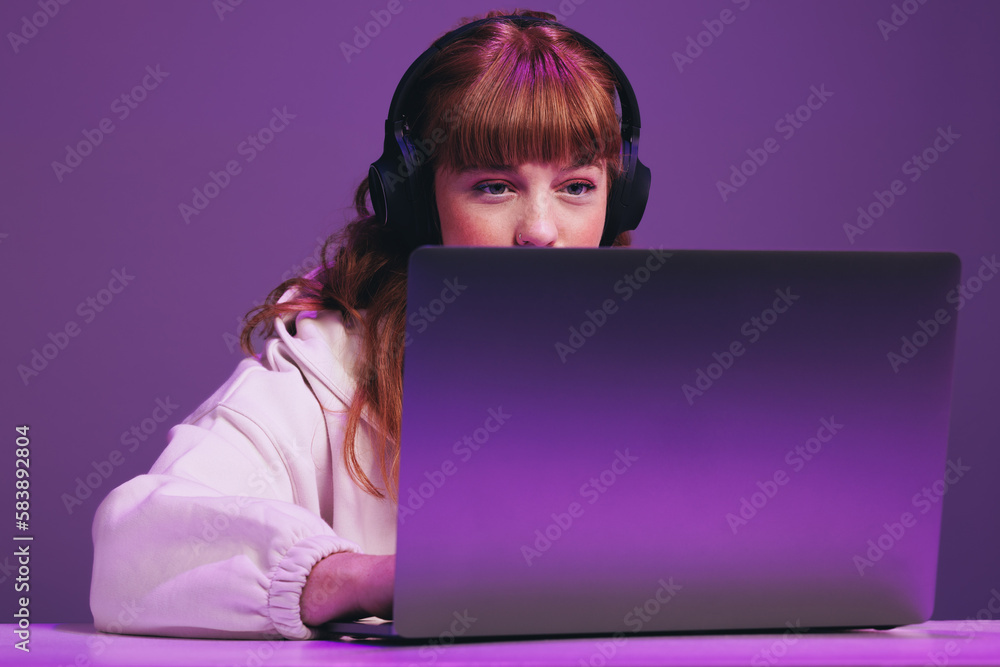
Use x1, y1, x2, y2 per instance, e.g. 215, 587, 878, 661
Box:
90, 307, 396, 639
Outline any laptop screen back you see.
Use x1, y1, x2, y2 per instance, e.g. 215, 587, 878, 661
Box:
394, 248, 960, 638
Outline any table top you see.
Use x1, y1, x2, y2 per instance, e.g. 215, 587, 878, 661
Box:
6, 620, 1000, 666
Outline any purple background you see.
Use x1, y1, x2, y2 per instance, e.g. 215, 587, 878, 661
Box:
1, 0, 997, 624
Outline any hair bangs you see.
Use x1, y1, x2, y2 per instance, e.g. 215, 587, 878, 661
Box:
426, 29, 623, 178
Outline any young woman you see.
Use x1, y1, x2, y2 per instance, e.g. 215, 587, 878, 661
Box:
91, 9, 648, 640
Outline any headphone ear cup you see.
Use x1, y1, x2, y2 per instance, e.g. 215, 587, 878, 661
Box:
370, 119, 419, 240
602, 152, 650, 245
623, 157, 651, 231
601, 171, 626, 246
370, 140, 427, 246
369, 163, 389, 224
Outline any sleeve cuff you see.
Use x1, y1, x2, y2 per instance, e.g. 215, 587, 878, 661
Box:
266, 534, 362, 640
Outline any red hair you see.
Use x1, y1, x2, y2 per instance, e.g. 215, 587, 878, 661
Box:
415, 10, 624, 182
242, 10, 631, 502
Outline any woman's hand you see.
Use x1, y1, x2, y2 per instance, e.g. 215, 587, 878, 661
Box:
300, 552, 395, 626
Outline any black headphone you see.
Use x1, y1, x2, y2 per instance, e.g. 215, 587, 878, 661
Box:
368, 15, 651, 247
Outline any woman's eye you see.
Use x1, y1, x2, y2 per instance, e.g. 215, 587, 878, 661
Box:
476, 182, 510, 196
564, 181, 595, 196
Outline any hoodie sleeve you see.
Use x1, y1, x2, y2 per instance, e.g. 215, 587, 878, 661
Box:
91, 316, 375, 640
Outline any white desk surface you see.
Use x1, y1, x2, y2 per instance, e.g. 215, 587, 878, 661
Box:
6, 620, 1000, 666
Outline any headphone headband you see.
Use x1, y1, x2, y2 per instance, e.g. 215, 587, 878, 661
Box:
369, 15, 651, 247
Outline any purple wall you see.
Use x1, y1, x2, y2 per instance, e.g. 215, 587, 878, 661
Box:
2, 0, 997, 624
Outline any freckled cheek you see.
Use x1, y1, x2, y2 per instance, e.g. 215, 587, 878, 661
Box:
582, 215, 606, 245
579, 208, 607, 246
440, 203, 499, 246
436, 195, 467, 246
557, 201, 605, 245
461, 216, 511, 245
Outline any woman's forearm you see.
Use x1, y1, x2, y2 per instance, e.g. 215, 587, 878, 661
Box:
301, 552, 395, 626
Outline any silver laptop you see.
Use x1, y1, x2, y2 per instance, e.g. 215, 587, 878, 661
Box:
325, 247, 960, 639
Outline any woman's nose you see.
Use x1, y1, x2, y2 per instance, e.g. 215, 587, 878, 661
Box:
514, 196, 558, 246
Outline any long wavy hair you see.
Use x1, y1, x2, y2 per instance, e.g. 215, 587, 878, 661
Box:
241, 9, 632, 503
